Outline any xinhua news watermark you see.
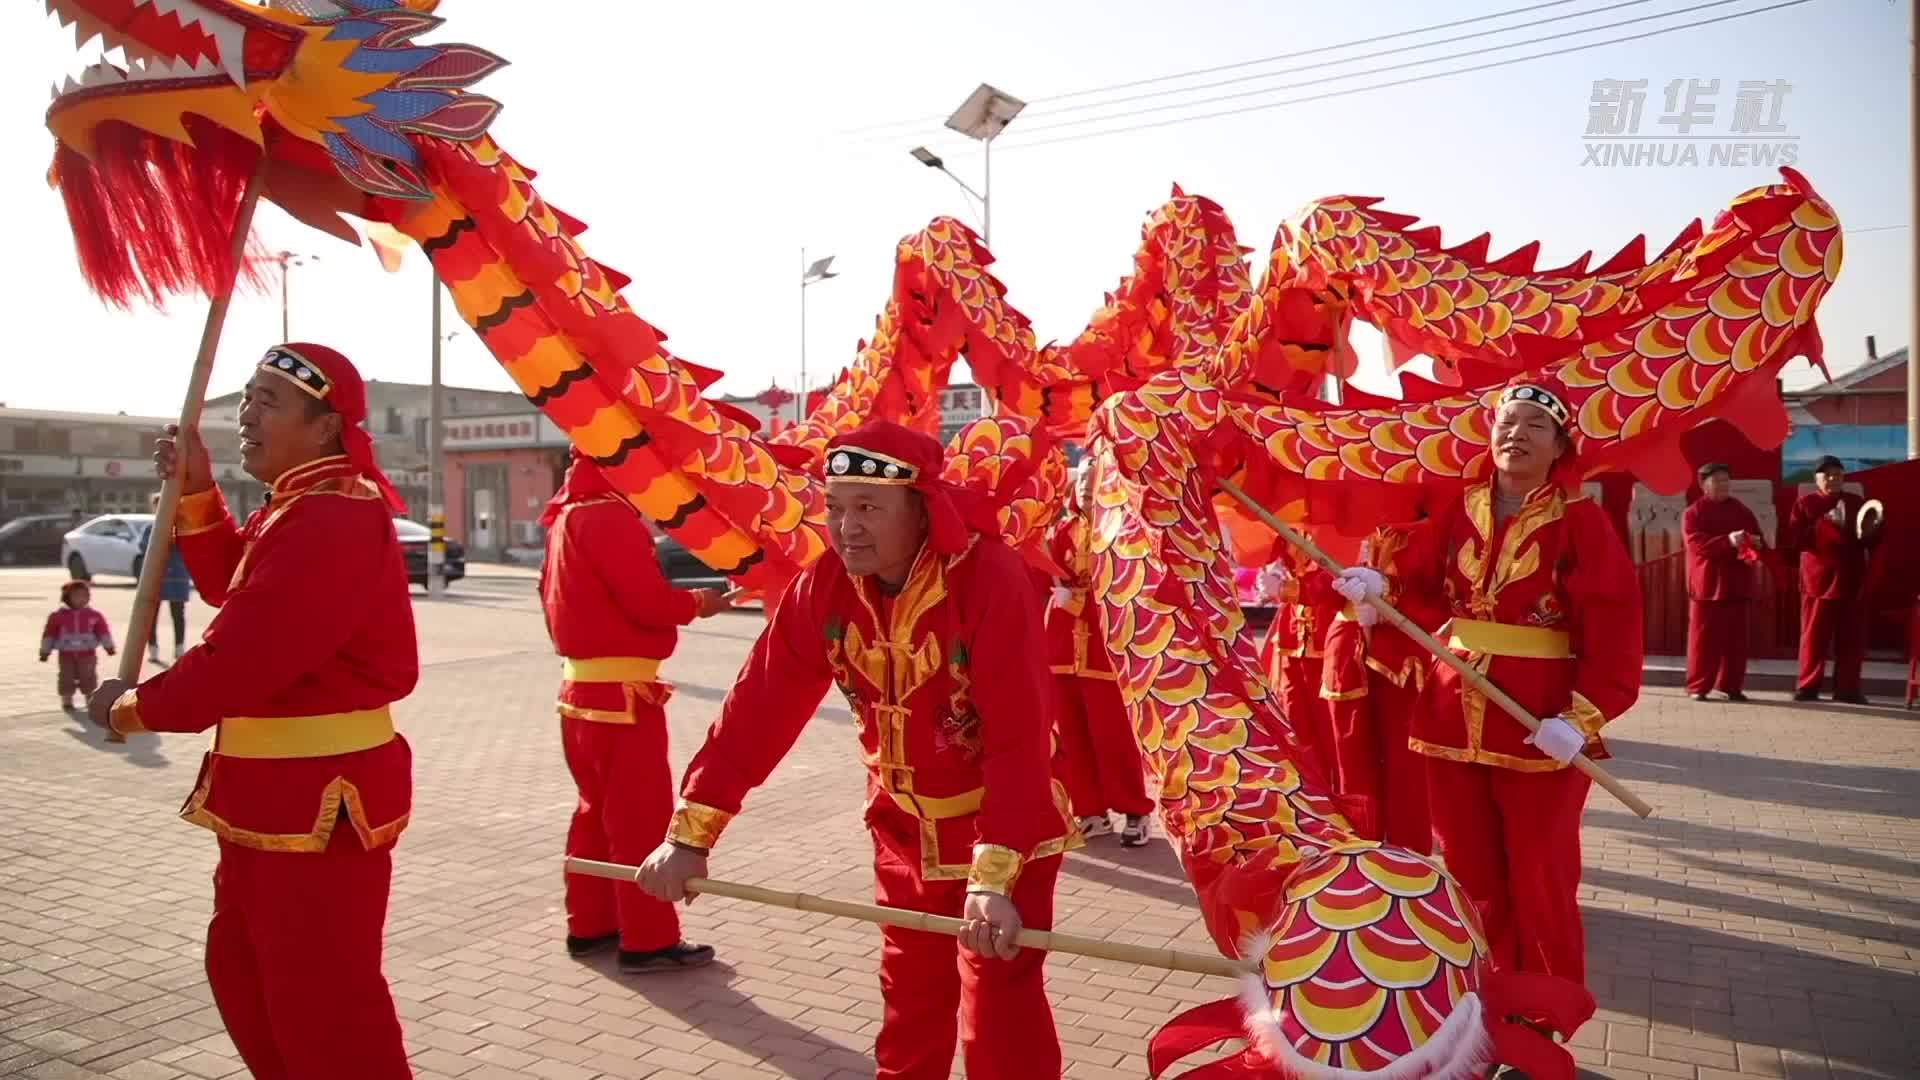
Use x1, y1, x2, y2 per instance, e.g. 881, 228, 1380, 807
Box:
1582, 78, 1796, 167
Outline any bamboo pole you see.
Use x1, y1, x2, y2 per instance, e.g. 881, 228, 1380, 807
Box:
108, 159, 270, 743
1217, 477, 1654, 819
564, 858, 1252, 980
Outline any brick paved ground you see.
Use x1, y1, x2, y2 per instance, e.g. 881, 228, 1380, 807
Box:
2, 565, 1914, 1079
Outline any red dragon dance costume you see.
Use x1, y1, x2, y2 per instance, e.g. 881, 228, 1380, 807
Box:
1046, 489, 1154, 829
1315, 520, 1446, 853
666, 421, 1079, 1080
1385, 383, 1644, 988
541, 449, 708, 959
110, 343, 416, 1079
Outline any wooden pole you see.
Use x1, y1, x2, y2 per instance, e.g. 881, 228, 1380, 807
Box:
564, 858, 1251, 979
110, 159, 270, 742
1217, 477, 1655, 819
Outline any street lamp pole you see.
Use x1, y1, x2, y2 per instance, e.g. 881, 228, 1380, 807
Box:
428, 272, 448, 598
910, 84, 1025, 248
800, 251, 838, 424
269, 251, 319, 341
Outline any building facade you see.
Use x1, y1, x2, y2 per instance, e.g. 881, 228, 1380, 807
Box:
0, 408, 265, 521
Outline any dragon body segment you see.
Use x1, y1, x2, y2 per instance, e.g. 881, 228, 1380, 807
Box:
38, 2, 1842, 1076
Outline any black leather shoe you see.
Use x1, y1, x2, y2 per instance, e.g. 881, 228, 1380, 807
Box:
1792, 689, 1820, 702
1691, 692, 1710, 702
618, 941, 716, 974
1835, 693, 1870, 705
1724, 691, 1748, 702
565, 932, 619, 957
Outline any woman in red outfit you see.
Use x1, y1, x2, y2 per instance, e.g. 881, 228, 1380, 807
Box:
540, 450, 729, 972
636, 421, 1076, 1080
1336, 381, 1643, 993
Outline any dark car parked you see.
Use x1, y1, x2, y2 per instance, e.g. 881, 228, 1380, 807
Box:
0, 514, 72, 567
653, 532, 726, 589
393, 518, 466, 588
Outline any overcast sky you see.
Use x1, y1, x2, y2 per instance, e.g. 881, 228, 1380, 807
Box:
0, 0, 1906, 418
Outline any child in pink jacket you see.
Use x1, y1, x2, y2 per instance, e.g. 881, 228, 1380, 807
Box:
41, 580, 115, 710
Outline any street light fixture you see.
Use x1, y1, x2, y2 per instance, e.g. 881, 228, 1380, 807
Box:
799, 250, 838, 424
909, 83, 1025, 246
266, 250, 320, 342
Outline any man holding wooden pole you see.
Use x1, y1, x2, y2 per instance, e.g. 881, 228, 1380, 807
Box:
636, 420, 1078, 1080
87, 343, 418, 1079
1333, 380, 1644, 990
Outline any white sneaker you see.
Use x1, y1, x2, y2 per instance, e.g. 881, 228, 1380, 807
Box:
173, 644, 185, 661
148, 646, 161, 663
1077, 814, 1113, 839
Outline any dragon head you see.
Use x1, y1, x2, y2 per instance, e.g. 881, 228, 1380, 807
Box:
42, 0, 505, 302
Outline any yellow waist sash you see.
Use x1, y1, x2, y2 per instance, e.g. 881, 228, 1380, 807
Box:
1448, 618, 1573, 660
888, 786, 985, 821
562, 656, 662, 683
216, 708, 396, 760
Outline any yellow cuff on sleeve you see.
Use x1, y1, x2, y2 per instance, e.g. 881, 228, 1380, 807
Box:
110, 689, 146, 735
174, 487, 231, 537
966, 844, 1025, 895
667, 800, 734, 850
1565, 691, 1608, 739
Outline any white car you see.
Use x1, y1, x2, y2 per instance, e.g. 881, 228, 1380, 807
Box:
61, 513, 156, 582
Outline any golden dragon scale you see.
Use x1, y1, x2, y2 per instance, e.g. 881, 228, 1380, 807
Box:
38, 2, 1841, 1077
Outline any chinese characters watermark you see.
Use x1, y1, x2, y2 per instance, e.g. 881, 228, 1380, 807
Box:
1582, 78, 1797, 167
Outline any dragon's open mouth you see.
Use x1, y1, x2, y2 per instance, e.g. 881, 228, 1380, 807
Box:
42, 0, 303, 114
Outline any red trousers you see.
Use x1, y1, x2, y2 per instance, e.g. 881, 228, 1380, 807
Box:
1687, 600, 1750, 695
562, 713, 680, 952
1276, 656, 1334, 778
1426, 758, 1592, 987
1326, 674, 1432, 854
1054, 674, 1152, 818
870, 813, 1062, 1079
1798, 595, 1867, 696
206, 827, 409, 1079
55, 651, 98, 699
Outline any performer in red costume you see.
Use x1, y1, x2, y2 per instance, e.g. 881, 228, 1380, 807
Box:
1787, 455, 1883, 703
540, 449, 730, 971
1337, 381, 1643, 990
636, 420, 1077, 1080
1315, 519, 1443, 853
1048, 463, 1153, 847
1256, 543, 1341, 773
88, 344, 417, 1079
1683, 463, 1763, 702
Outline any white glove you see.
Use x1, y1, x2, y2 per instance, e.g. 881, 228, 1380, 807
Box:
1353, 602, 1380, 628
1050, 586, 1074, 609
1525, 716, 1586, 765
1333, 567, 1385, 604
1729, 530, 1746, 547
1827, 502, 1847, 524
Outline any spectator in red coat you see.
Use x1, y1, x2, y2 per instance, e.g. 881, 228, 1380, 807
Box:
1682, 463, 1762, 701
1787, 456, 1884, 703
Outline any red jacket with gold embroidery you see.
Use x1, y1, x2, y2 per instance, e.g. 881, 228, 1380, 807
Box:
540, 495, 699, 721
111, 456, 417, 852
1319, 522, 1450, 701
1044, 515, 1113, 679
668, 538, 1076, 894
1391, 481, 1642, 771
1256, 547, 1340, 683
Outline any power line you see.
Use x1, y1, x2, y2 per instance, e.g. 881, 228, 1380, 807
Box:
999, 0, 1815, 151
1011, 0, 1767, 139
828, 0, 1612, 140
1031, 0, 1672, 120
1849, 223, 1910, 235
